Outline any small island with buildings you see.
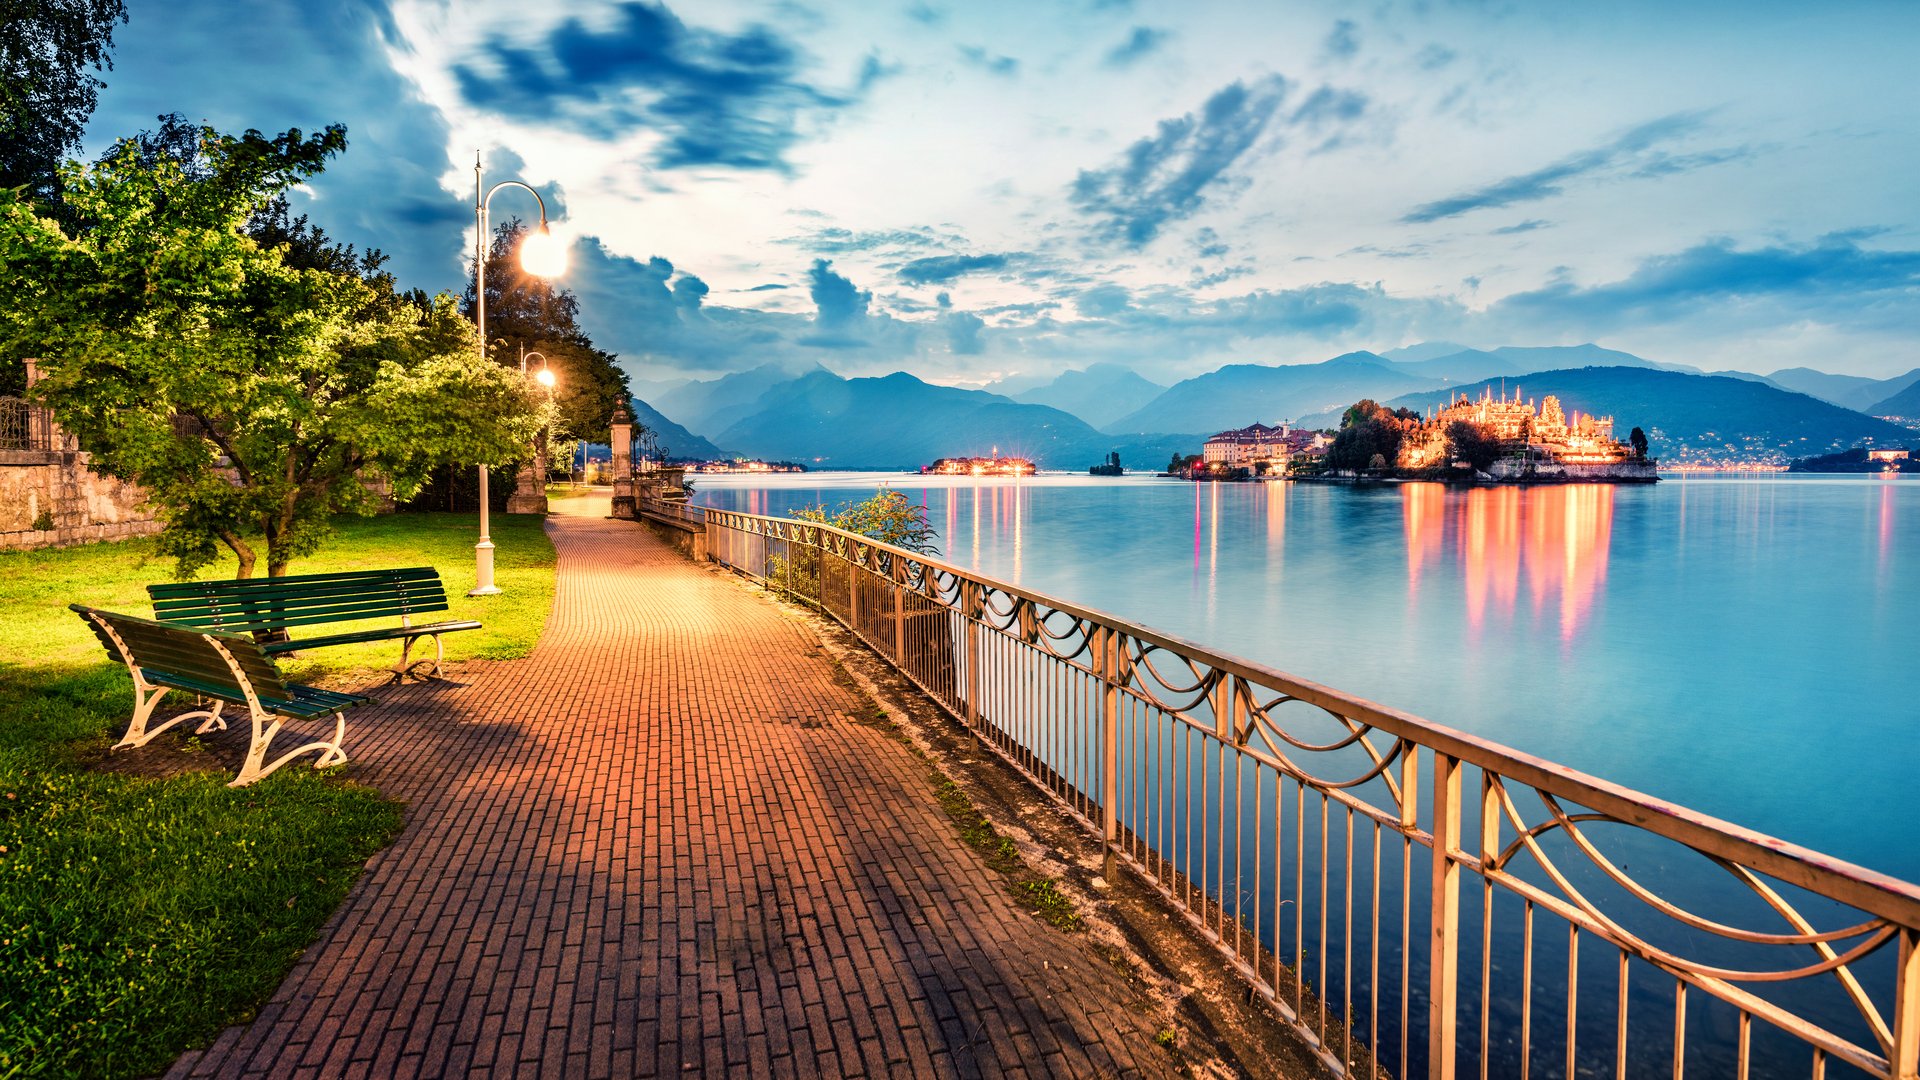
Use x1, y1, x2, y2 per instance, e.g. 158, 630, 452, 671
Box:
921, 453, 1037, 477
1180, 389, 1658, 483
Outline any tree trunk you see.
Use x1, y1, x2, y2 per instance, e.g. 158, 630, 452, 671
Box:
257, 513, 293, 649
220, 530, 257, 580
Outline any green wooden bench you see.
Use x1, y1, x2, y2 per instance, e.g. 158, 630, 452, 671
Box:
148, 567, 481, 681
72, 605, 371, 787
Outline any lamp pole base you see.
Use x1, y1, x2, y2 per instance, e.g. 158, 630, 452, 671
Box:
469, 539, 502, 597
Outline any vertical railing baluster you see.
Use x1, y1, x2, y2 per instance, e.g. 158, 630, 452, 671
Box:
1566, 925, 1580, 1080
1672, 980, 1687, 1080
1894, 927, 1920, 1080
1616, 949, 1629, 1079
1481, 772, 1501, 1080
1432, 750, 1464, 1080
1098, 626, 1119, 879
892, 560, 906, 665
1522, 901, 1534, 1080
964, 584, 981, 730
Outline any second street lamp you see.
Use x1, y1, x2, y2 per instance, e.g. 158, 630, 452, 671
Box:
470, 153, 569, 598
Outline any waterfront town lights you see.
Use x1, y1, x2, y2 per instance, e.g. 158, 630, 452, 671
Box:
470, 153, 569, 597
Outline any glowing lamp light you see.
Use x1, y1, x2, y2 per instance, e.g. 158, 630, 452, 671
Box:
535, 367, 556, 389
520, 227, 569, 278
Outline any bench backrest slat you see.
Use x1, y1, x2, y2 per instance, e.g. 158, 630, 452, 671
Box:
148, 567, 450, 634
74, 606, 292, 701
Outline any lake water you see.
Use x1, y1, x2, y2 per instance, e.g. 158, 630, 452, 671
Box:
693, 472, 1917, 882
691, 471, 1916, 1075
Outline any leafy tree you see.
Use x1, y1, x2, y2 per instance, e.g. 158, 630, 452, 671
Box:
0, 0, 126, 202
0, 0, 127, 393
796, 487, 938, 554
0, 121, 545, 577
1340, 399, 1383, 430
1629, 426, 1649, 461
1445, 420, 1504, 472
1328, 400, 1407, 472
463, 218, 631, 444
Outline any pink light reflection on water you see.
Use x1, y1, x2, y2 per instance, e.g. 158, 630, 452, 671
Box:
1407, 484, 1615, 644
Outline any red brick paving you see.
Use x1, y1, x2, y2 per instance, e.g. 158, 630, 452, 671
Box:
168, 499, 1179, 1078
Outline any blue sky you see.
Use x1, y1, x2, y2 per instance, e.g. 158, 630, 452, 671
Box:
85, 0, 1920, 383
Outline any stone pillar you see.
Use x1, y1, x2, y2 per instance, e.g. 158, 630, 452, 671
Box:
610, 406, 635, 519
22, 359, 63, 451
506, 449, 548, 514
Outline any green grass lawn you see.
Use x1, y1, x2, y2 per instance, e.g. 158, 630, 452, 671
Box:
0, 512, 556, 1078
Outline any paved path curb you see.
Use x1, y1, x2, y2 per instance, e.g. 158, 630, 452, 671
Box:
169, 500, 1181, 1078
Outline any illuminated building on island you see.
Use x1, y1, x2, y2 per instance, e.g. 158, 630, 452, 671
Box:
1398, 389, 1634, 470
921, 453, 1036, 476
1201, 423, 1331, 472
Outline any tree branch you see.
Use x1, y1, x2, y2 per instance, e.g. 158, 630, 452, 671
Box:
189, 409, 252, 485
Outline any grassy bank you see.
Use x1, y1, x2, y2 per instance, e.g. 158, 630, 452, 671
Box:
0, 513, 556, 1078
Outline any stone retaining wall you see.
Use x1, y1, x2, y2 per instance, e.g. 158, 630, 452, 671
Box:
0, 450, 159, 550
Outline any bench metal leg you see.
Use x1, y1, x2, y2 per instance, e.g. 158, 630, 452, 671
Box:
229, 708, 349, 788
113, 685, 225, 750
390, 634, 447, 682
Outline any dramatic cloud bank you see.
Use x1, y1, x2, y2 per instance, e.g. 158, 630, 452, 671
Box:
83, 0, 1920, 381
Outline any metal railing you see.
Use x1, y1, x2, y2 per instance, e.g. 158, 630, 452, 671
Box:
638, 497, 705, 527
0, 396, 56, 451
673, 499, 1919, 1080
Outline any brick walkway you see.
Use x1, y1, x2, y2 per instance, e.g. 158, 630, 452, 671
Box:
170, 497, 1181, 1078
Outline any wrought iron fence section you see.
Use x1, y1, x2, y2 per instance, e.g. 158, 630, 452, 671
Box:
685, 502, 1920, 1080
0, 396, 55, 451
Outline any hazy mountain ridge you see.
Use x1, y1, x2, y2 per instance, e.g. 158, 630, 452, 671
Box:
1296, 367, 1912, 460
639, 344, 1914, 468
1868, 378, 1920, 418
629, 397, 728, 461
1766, 367, 1920, 412
656, 361, 830, 436
1011, 363, 1167, 428
1107, 352, 1443, 434
712, 369, 1194, 470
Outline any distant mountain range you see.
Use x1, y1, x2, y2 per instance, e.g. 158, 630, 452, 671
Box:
702, 370, 1189, 471
1296, 367, 1914, 461
629, 397, 726, 461
1868, 377, 1920, 418
654, 361, 830, 436
1007, 362, 1167, 429
1765, 366, 1920, 413
1106, 352, 1441, 434
620, 342, 1915, 470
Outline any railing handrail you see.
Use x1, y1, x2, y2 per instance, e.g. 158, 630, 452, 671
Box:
690, 501, 1920, 927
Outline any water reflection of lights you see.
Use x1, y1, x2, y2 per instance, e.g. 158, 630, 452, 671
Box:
1405, 484, 1616, 642
1192, 482, 1202, 580
970, 482, 980, 569
1880, 482, 1896, 575
1208, 481, 1220, 619
1403, 482, 1445, 600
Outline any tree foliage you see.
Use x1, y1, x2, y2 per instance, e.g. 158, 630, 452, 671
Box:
0, 0, 126, 202
1629, 426, 1649, 461
795, 487, 939, 554
1328, 400, 1414, 472
1445, 420, 1504, 472
0, 121, 545, 577
463, 218, 631, 444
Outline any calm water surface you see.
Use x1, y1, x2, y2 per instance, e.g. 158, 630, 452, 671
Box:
693, 472, 1918, 883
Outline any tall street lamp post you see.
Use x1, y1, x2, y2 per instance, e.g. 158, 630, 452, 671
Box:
471, 153, 569, 597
